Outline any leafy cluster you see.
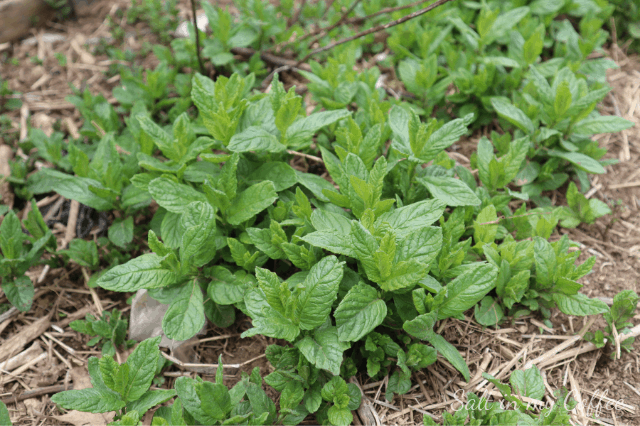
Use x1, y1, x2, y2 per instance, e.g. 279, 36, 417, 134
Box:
70, 308, 137, 357
0, 0, 637, 425
0, 202, 55, 312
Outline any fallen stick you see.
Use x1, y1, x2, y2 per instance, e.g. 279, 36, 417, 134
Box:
0, 313, 52, 362
63, 199, 80, 247
524, 317, 596, 370
0, 384, 71, 405
0, 341, 43, 372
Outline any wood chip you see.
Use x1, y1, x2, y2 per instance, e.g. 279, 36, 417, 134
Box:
0, 314, 52, 362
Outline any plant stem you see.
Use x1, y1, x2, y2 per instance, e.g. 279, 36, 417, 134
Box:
296, 0, 455, 65
190, 0, 205, 74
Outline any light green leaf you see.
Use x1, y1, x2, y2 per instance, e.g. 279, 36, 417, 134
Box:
286, 110, 351, 148
108, 217, 134, 248
474, 296, 504, 326
491, 98, 535, 134
296, 324, 349, 375
228, 127, 286, 153
163, 281, 205, 341
300, 231, 355, 257
375, 199, 445, 237
122, 336, 161, 402
546, 150, 605, 174
510, 366, 545, 400
424, 333, 470, 381
573, 115, 634, 135
403, 312, 438, 341
51, 388, 125, 413
552, 293, 609, 316
3, 276, 34, 312
436, 264, 498, 319
97, 254, 177, 292
296, 256, 344, 330
226, 181, 278, 225
126, 389, 177, 417
246, 162, 297, 191
334, 284, 387, 342
148, 178, 207, 214
417, 176, 481, 206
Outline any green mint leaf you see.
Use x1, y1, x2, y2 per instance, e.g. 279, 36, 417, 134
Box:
203, 299, 235, 328
195, 382, 232, 420
207, 266, 249, 305
174, 377, 220, 425
300, 231, 355, 257
418, 176, 481, 207
334, 283, 387, 342
510, 366, 545, 400
553, 81, 572, 120
572, 115, 634, 135
394, 226, 442, 265
228, 126, 286, 153
163, 281, 205, 341
436, 264, 498, 320
122, 336, 161, 402
226, 181, 278, 225
36, 169, 115, 211
149, 178, 207, 214
285, 110, 351, 149
473, 204, 498, 247
415, 115, 473, 162
97, 254, 177, 292
533, 237, 556, 289
0, 401, 10, 426
296, 324, 349, 376
552, 293, 609, 316
247, 162, 297, 192
491, 97, 534, 134
327, 406, 352, 426
425, 333, 470, 381
180, 202, 216, 268
375, 200, 445, 237
296, 256, 344, 330
546, 150, 605, 174
51, 388, 125, 413
474, 296, 504, 326
296, 171, 336, 202
0, 210, 25, 259
246, 382, 277, 424
126, 389, 177, 417
138, 116, 182, 161
3, 276, 34, 312
108, 217, 134, 248
160, 212, 185, 249
403, 312, 438, 340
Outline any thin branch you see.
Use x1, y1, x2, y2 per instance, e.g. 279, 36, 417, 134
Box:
288, 0, 308, 29
190, 0, 205, 74
320, 0, 337, 20
348, 0, 431, 24
288, 150, 324, 163
296, 0, 455, 65
271, 0, 361, 53
304, 0, 364, 48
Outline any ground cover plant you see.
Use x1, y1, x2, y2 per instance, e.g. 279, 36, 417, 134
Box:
0, 0, 639, 425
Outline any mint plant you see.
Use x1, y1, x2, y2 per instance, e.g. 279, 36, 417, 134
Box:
0, 202, 55, 312
70, 309, 137, 357
51, 337, 175, 423
586, 290, 639, 358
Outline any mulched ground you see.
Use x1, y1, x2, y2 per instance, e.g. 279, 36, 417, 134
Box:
0, 2, 639, 425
